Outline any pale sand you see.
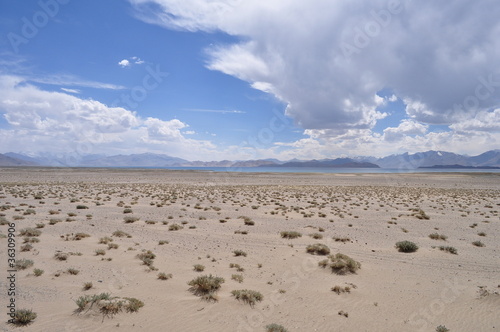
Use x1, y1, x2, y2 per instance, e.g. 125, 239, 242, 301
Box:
0, 168, 499, 332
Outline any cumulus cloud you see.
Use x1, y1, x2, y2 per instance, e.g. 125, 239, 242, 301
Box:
450, 109, 500, 132
118, 59, 131, 68
0, 75, 215, 159
383, 119, 428, 142
118, 57, 145, 68
129, 0, 500, 132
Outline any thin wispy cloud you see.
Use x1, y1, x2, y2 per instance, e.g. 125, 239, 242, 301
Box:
60, 87, 81, 94
27, 74, 126, 90
184, 108, 246, 114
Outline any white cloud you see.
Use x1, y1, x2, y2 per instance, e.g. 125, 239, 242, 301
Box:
131, 56, 145, 64
27, 74, 126, 90
184, 108, 246, 114
130, 0, 500, 133
450, 109, 500, 132
383, 119, 428, 142
0, 75, 216, 160
119, 57, 146, 68
60, 88, 80, 94
118, 59, 131, 68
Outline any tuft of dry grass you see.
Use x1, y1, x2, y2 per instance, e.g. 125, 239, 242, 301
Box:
319, 253, 361, 275
231, 289, 263, 306
188, 275, 224, 301
306, 243, 330, 255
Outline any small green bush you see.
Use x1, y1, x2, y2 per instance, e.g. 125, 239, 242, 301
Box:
266, 324, 288, 332
231, 289, 263, 306
395, 241, 418, 253
19, 228, 41, 237
158, 272, 173, 280
280, 231, 302, 239
438, 246, 457, 255
231, 274, 244, 283
33, 268, 44, 277
429, 233, 447, 241
15, 259, 34, 270
168, 224, 183, 231
188, 275, 224, 300
233, 250, 247, 257
306, 243, 330, 255
112, 230, 131, 238
11, 309, 37, 325
193, 264, 205, 272
124, 216, 139, 223
319, 253, 361, 274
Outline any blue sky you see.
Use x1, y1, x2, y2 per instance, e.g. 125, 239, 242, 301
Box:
0, 0, 499, 161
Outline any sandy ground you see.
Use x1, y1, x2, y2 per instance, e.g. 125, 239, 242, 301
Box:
0, 168, 499, 332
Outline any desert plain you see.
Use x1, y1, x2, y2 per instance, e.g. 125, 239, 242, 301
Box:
0, 168, 499, 332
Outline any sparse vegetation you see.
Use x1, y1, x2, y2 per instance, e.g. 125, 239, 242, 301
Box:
266, 324, 288, 332
193, 264, 205, 272
10, 309, 37, 326
309, 233, 323, 239
19, 228, 41, 237
429, 233, 447, 241
438, 246, 457, 255
75, 293, 144, 317
33, 268, 44, 277
188, 275, 224, 301
158, 272, 173, 280
319, 253, 361, 274
472, 240, 485, 247
396, 241, 419, 253
54, 252, 68, 261
231, 274, 244, 283
331, 285, 351, 294
233, 250, 247, 257
112, 230, 131, 238
306, 243, 330, 255
124, 216, 139, 223
231, 289, 263, 306
15, 258, 34, 270
168, 224, 183, 231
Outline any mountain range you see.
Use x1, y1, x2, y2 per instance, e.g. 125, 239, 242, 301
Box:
1, 150, 499, 169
